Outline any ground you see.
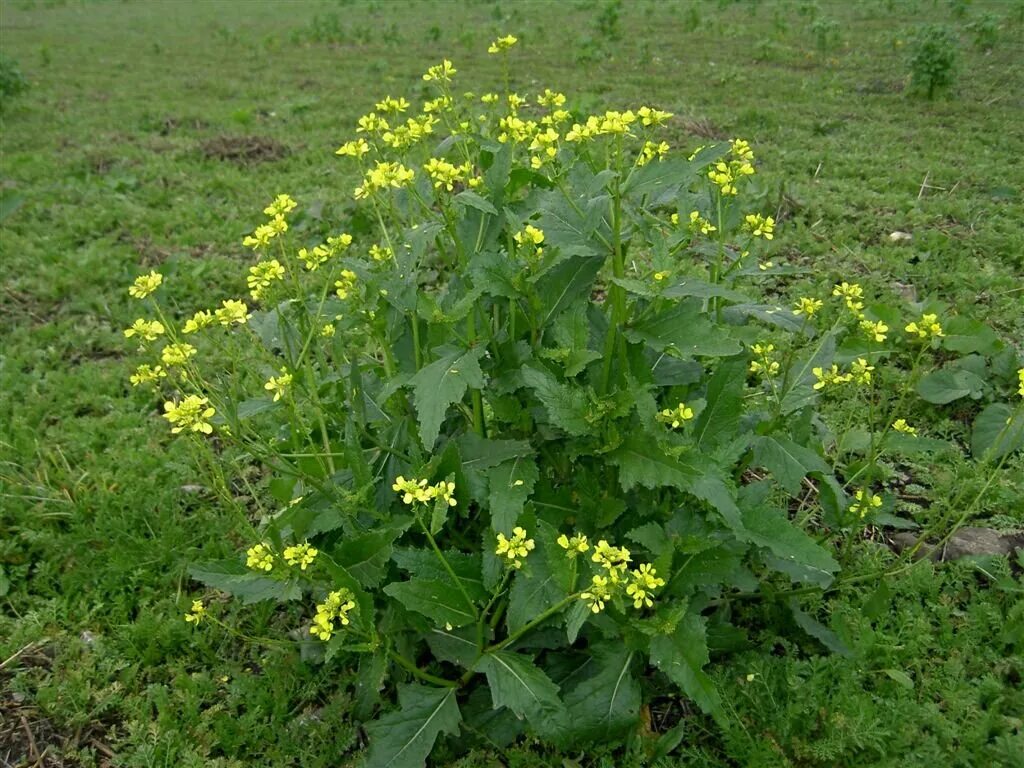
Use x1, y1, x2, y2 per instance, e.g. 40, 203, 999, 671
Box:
1, 0, 1022, 766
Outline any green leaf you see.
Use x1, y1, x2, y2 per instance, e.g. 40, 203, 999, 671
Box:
692, 357, 744, 452
622, 157, 695, 199
477, 651, 564, 724
425, 625, 480, 669
383, 579, 477, 628
560, 646, 641, 744
454, 189, 498, 215
626, 300, 742, 358
487, 456, 539, 533
942, 317, 1002, 356
883, 668, 915, 690
410, 347, 485, 448
506, 545, 566, 636
391, 548, 487, 602
534, 185, 610, 254
971, 404, 1024, 460
534, 255, 604, 330
739, 496, 839, 587
188, 560, 301, 604
540, 301, 601, 377
520, 365, 592, 436
662, 279, 751, 303
916, 369, 978, 404
648, 614, 725, 724
787, 598, 852, 657
333, 527, 404, 588
469, 250, 518, 298
363, 683, 461, 768
352, 652, 388, 720
780, 331, 837, 415
752, 435, 830, 495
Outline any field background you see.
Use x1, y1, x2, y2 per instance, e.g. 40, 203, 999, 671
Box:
2, 0, 1023, 766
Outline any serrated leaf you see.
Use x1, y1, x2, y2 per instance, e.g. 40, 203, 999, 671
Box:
384, 579, 477, 627
559, 646, 641, 743
692, 357, 744, 452
626, 300, 742, 358
780, 331, 837, 415
363, 683, 461, 768
648, 614, 724, 723
334, 528, 404, 588
188, 560, 301, 604
477, 650, 564, 724
752, 435, 830, 495
787, 598, 852, 657
971, 404, 1024, 460
740, 500, 839, 587
391, 548, 487, 602
487, 456, 539, 532
468, 250, 518, 298
534, 255, 604, 330
410, 347, 485, 448
507, 545, 566, 635
426, 625, 480, 669
520, 364, 592, 436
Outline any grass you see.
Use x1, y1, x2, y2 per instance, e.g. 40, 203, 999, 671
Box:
1, 0, 1022, 765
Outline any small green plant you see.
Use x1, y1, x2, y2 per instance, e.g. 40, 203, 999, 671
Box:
123, 34, 1023, 767
812, 18, 841, 53
966, 12, 999, 51
908, 25, 958, 99
595, 0, 622, 40
0, 56, 30, 109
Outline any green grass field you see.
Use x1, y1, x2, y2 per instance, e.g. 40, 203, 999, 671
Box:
2, 0, 1023, 765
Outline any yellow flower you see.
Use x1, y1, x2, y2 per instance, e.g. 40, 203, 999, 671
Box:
356, 111, 390, 134
487, 34, 518, 54
495, 527, 535, 569
793, 297, 823, 317
625, 563, 665, 609
905, 313, 944, 340
129, 363, 166, 387
246, 542, 274, 571
653, 270, 670, 282
749, 343, 780, 377
247, 259, 285, 300
743, 213, 775, 240
184, 599, 206, 625
892, 419, 917, 436
335, 138, 370, 157
637, 105, 673, 126
424, 157, 470, 191
297, 245, 330, 271
320, 323, 335, 338
557, 532, 590, 557
688, 210, 717, 235
242, 223, 276, 250
849, 489, 882, 518
851, 358, 874, 385
160, 342, 197, 367
422, 59, 457, 82
832, 282, 864, 313
354, 161, 415, 199
638, 140, 669, 166
375, 95, 410, 114
392, 476, 434, 505
812, 364, 852, 390
310, 588, 357, 641
537, 88, 567, 108
580, 574, 613, 613
124, 318, 165, 342
283, 542, 319, 570
1018, 368, 1024, 398
264, 367, 293, 402
657, 402, 694, 429
368, 244, 393, 262
163, 394, 215, 434
513, 225, 545, 258
215, 299, 250, 326
591, 539, 631, 580
730, 138, 754, 161
434, 480, 457, 507
183, 310, 215, 334
129, 271, 163, 299
480, 92, 499, 105
263, 194, 297, 217
423, 95, 453, 113
860, 319, 889, 343
335, 270, 358, 300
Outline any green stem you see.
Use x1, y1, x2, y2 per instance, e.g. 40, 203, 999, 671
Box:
487, 593, 578, 653
388, 649, 457, 687
417, 515, 480, 619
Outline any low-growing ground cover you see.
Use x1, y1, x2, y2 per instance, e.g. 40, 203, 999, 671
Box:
1, 1, 1022, 766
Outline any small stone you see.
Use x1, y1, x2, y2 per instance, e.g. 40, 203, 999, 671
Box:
889, 231, 912, 242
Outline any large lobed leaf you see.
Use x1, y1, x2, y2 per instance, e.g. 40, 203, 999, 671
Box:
364, 683, 462, 768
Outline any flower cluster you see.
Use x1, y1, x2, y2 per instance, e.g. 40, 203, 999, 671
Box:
163, 395, 215, 434
129, 271, 163, 299
905, 313, 945, 341
707, 138, 756, 195
793, 297, 823, 317
283, 542, 318, 570
849, 489, 883, 517
749, 342, 780, 378
246, 542, 275, 571
392, 476, 458, 507
579, 539, 664, 613
495, 527, 535, 569
832, 281, 865, 313
264, 367, 293, 402
657, 402, 694, 429
247, 259, 285, 300
311, 588, 356, 641
513, 224, 545, 258
354, 161, 416, 199
743, 213, 775, 240
124, 318, 164, 342
557, 532, 590, 557
184, 599, 206, 625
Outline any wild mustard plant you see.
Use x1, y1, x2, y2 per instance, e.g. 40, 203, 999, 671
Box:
124, 38, 1023, 764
